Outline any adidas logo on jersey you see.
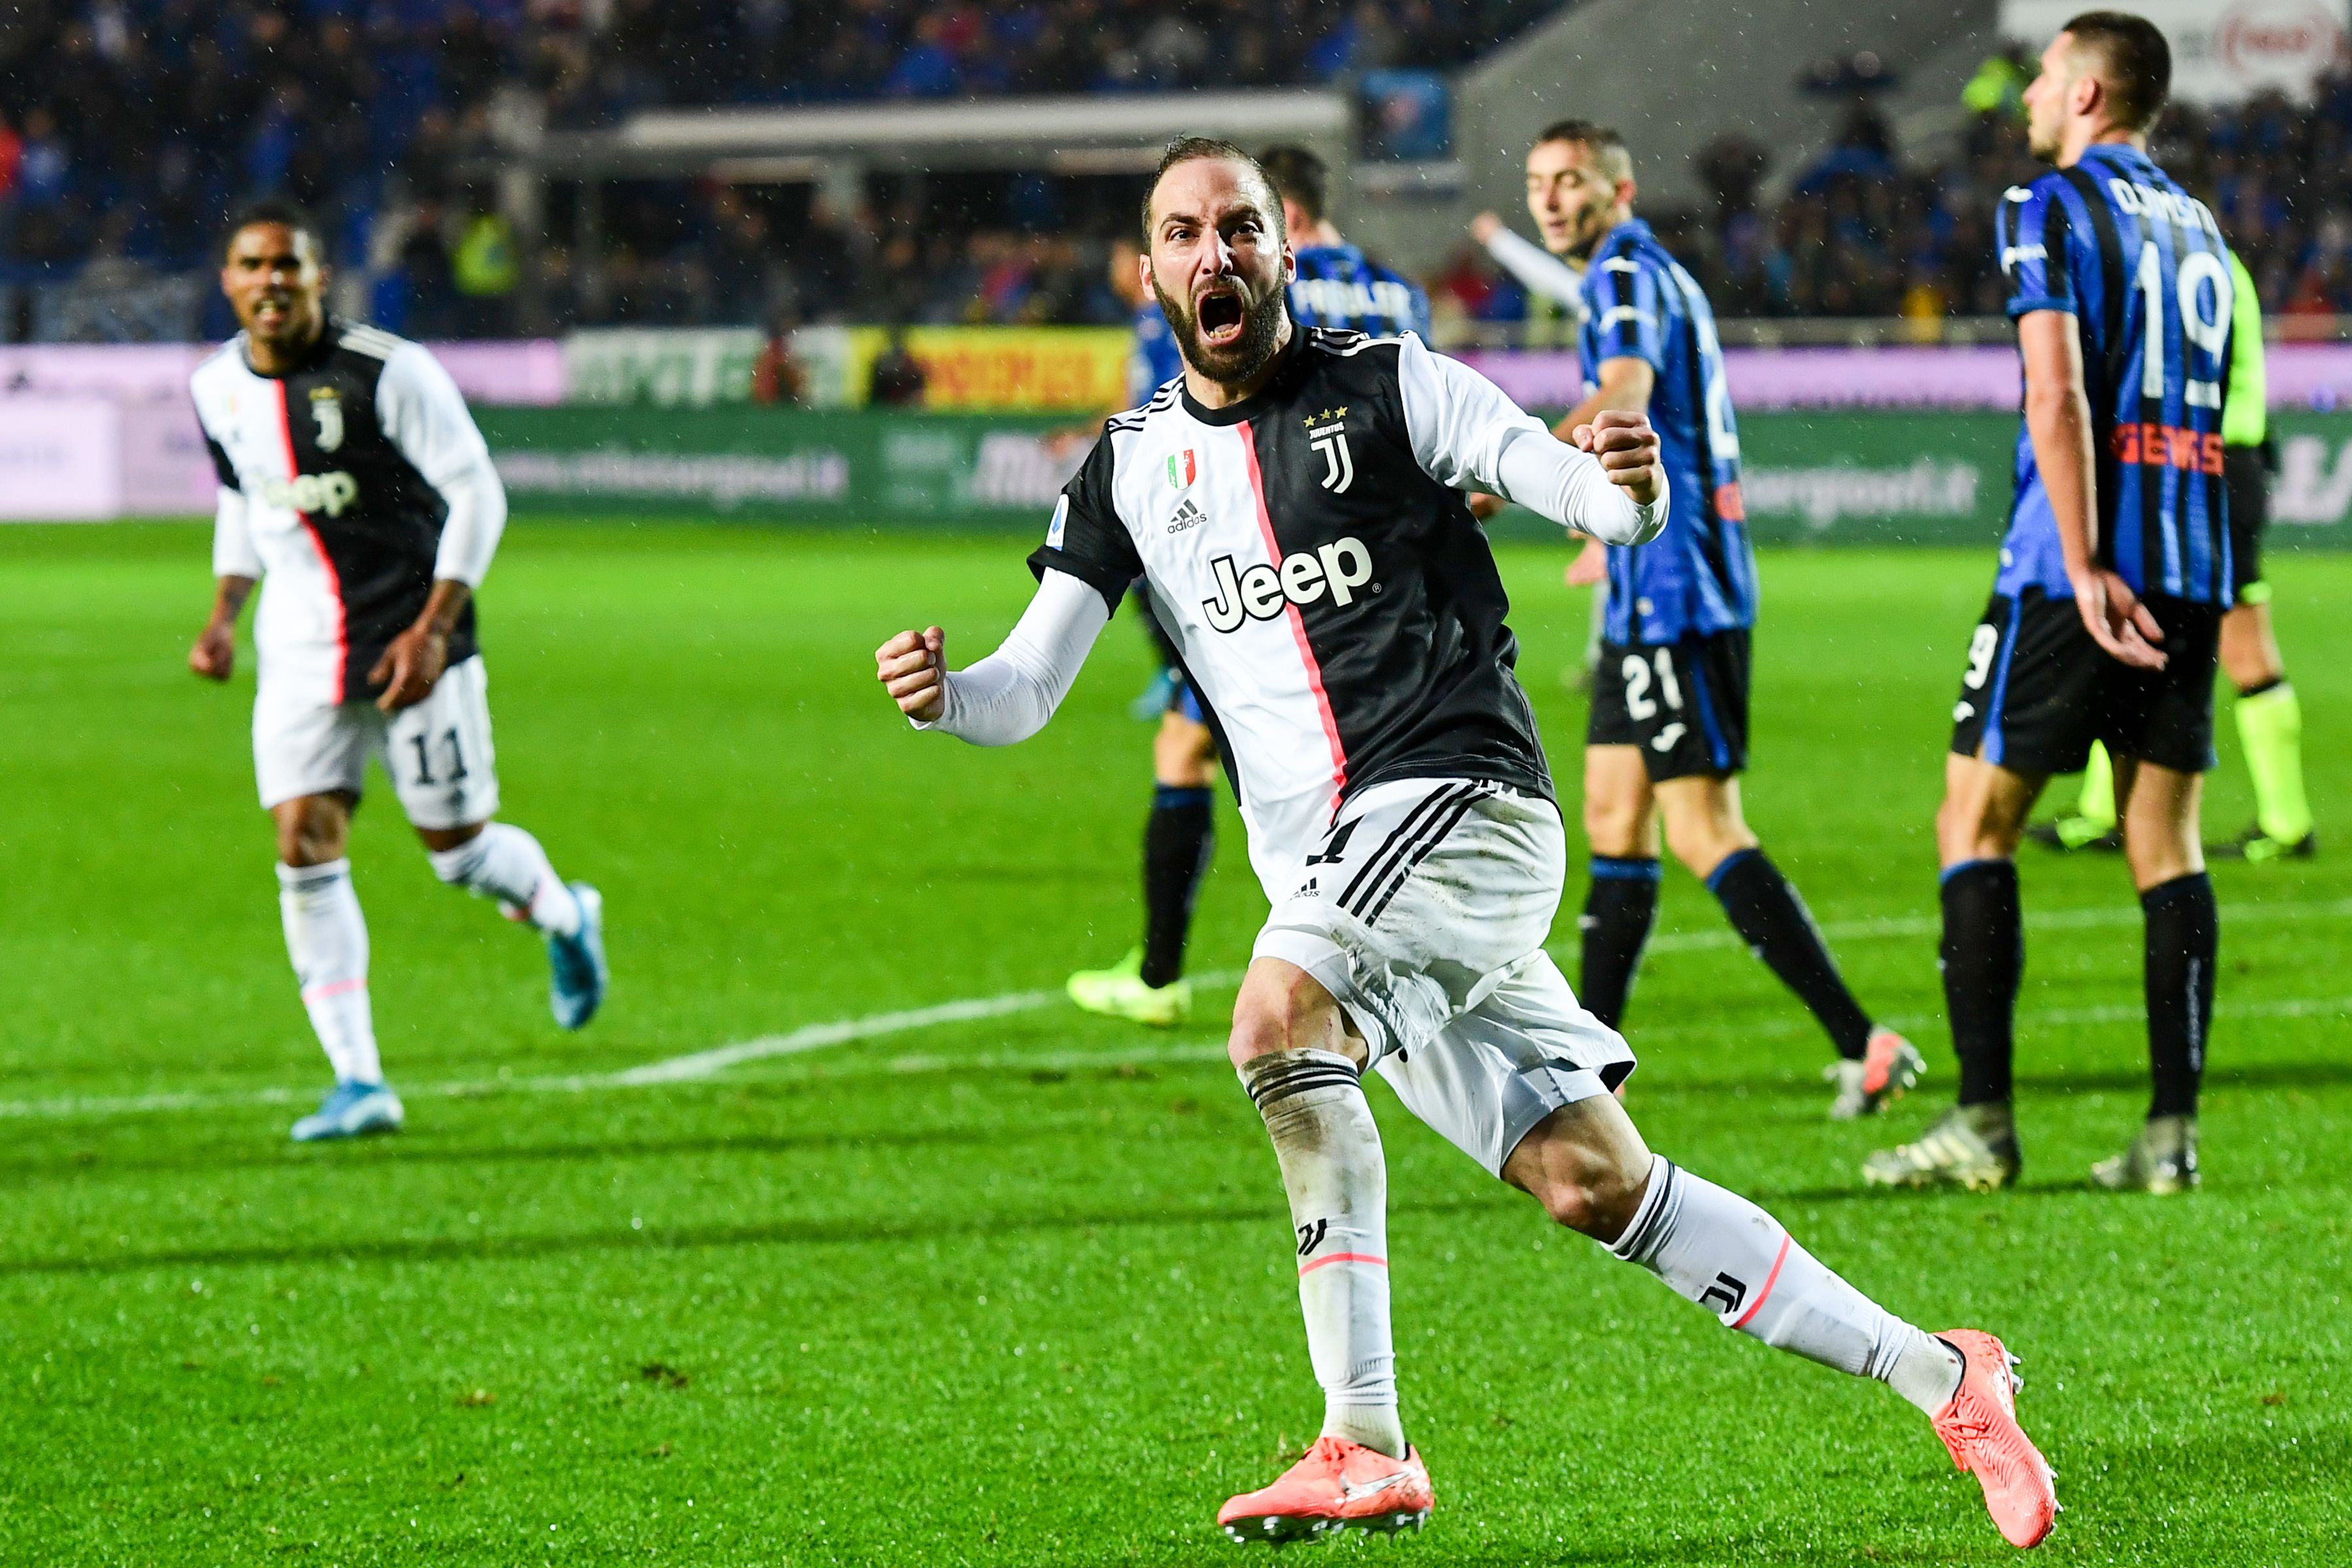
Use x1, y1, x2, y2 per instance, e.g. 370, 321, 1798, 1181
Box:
1167, 497, 1207, 534
1201, 536, 1374, 633
259, 470, 360, 517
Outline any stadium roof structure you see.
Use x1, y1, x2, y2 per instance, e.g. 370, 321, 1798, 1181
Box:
532, 90, 1354, 181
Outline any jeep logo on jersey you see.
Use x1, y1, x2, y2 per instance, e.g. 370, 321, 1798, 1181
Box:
308, 386, 344, 453
1166, 448, 1196, 489
261, 470, 360, 517
1201, 537, 1373, 632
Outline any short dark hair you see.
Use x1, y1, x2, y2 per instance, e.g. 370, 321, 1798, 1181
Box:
1531, 119, 1634, 185
1257, 144, 1329, 225
222, 199, 323, 261
2063, 10, 2171, 133
1141, 135, 1284, 244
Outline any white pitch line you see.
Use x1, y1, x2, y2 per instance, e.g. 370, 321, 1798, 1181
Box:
4, 896, 2347, 1124
0, 970, 1246, 1123
609, 987, 1066, 1085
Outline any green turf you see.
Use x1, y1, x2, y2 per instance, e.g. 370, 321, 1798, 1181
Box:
1, 521, 2345, 1566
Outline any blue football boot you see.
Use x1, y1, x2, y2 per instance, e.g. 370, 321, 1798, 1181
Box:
291, 1080, 405, 1142
548, 881, 607, 1030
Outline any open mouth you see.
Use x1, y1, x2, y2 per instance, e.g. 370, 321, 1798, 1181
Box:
1196, 286, 1246, 346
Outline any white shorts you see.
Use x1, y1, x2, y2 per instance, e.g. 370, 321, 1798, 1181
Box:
253, 654, 501, 830
1252, 777, 1636, 1176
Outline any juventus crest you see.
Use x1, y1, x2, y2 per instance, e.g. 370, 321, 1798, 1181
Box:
1302, 409, 1354, 494
308, 386, 345, 453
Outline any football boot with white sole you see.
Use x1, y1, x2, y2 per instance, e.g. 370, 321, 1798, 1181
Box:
1217, 1436, 1431, 1545
291, 1080, 404, 1143
1863, 1105, 2020, 1191
1066, 947, 1190, 1028
1827, 1027, 1926, 1119
2089, 1113, 2198, 1194
548, 882, 607, 1030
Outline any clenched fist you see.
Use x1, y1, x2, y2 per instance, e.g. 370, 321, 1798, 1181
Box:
1572, 408, 1665, 508
876, 626, 948, 723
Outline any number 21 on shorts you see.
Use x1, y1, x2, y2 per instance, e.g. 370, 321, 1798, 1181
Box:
1622, 647, 1685, 721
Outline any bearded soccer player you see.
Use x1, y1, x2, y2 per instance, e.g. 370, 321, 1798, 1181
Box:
1497, 121, 1923, 1119
1868, 13, 2227, 1195
877, 138, 2053, 1550
189, 203, 608, 1141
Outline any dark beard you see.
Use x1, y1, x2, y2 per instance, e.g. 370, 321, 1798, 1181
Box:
1154, 276, 1287, 388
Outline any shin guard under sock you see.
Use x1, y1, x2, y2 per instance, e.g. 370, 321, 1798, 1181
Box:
2142, 872, 2217, 1119
1578, 857, 1660, 1028
277, 859, 380, 1086
1708, 848, 1874, 1060
1240, 1048, 1403, 1458
1141, 785, 1214, 988
1940, 859, 2023, 1106
1610, 1156, 1962, 1413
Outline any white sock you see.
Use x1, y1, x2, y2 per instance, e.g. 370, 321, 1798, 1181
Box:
1241, 1049, 1405, 1459
276, 859, 381, 1086
1610, 1157, 1963, 1414
427, 823, 582, 937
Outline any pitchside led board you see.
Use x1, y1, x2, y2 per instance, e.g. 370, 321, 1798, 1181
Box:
1999, 0, 2351, 101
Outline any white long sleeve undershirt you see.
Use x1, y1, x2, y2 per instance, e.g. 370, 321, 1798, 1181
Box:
1482, 225, 1589, 314
1393, 333, 1666, 546
1492, 425, 1669, 546
910, 569, 1111, 745
430, 451, 508, 587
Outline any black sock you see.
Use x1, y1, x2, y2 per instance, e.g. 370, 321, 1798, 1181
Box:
1707, 848, 1874, 1059
1940, 859, 2023, 1106
2142, 872, 2217, 1119
1578, 857, 1660, 1028
1141, 785, 1214, 988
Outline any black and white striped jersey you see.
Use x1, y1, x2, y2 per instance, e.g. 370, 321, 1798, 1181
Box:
1032, 327, 1560, 896
192, 319, 493, 706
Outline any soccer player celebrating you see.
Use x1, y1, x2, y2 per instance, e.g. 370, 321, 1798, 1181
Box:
1499, 121, 1923, 1119
188, 203, 608, 1142
879, 138, 2053, 1550
1867, 13, 2229, 1195
1071, 165, 1433, 1029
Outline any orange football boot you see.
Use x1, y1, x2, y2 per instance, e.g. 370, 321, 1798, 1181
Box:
1931, 1329, 2058, 1548
1217, 1435, 1432, 1545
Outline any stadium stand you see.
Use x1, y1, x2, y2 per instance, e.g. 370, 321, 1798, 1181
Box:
0, 3, 2346, 339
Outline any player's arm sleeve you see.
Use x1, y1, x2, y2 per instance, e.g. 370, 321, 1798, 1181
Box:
1999, 183, 2075, 318
1481, 226, 1588, 312
911, 569, 1112, 745
197, 422, 263, 579
1396, 333, 1665, 546
376, 342, 507, 586
1588, 254, 1666, 370
212, 485, 263, 579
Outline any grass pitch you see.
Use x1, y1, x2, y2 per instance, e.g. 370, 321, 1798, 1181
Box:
2, 521, 2346, 1566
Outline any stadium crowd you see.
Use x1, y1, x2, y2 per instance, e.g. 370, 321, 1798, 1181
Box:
1, 3, 2348, 336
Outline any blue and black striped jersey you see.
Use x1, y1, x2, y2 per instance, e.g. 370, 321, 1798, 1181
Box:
1579, 218, 1756, 644
1288, 243, 1433, 340
1997, 142, 2234, 604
